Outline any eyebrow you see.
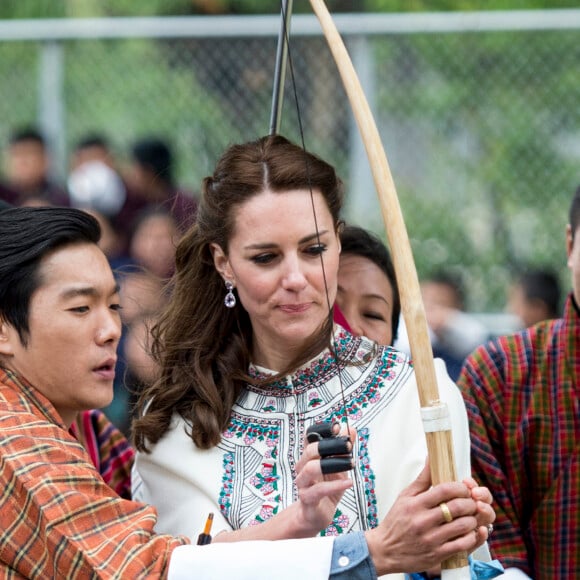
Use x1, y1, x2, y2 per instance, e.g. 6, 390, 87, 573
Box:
366, 294, 390, 305
244, 230, 330, 251
59, 283, 121, 301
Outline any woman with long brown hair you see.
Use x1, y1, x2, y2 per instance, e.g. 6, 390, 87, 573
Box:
132, 135, 495, 578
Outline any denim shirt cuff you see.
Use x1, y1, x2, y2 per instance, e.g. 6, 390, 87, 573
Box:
330, 532, 378, 579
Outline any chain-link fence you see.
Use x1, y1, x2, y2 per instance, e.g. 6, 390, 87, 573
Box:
1, 11, 579, 313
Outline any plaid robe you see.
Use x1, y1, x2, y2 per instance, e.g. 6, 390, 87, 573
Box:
70, 409, 134, 500
0, 368, 187, 579
459, 294, 580, 579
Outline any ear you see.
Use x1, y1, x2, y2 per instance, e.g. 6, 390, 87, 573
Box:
210, 243, 234, 282
335, 221, 343, 255
0, 318, 15, 356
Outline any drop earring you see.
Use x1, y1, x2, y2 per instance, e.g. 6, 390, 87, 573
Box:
224, 280, 236, 308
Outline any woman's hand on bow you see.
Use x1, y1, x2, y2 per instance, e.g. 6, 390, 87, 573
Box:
365, 461, 488, 576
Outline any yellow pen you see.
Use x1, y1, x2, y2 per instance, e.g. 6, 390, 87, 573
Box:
196, 512, 214, 545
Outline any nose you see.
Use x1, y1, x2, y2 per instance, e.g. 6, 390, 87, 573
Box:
281, 255, 308, 291
96, 309, 122, 346
346, 317, 364, 338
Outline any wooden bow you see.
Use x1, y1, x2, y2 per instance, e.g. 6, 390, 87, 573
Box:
308, 0, 469, 574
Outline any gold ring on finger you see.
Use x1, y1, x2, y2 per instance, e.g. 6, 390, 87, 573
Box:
439, 502, 453, 523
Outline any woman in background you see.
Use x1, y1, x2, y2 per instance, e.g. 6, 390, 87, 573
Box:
336, 224, 400, 347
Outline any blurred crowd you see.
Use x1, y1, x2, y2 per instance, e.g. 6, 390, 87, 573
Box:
1, 125, 563, 434
0, 125, 198, 434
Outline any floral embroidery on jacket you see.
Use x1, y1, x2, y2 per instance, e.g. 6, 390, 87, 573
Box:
322, 508, 350, 536
358, 428, 378, 528
218, 329, 407, 533
219, 452, 234, 517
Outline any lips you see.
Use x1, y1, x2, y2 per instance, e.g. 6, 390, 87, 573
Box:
92, 357, 117, 380
279, 303, 311, 314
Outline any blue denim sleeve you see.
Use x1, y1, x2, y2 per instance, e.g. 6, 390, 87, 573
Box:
329, 532, 377, 579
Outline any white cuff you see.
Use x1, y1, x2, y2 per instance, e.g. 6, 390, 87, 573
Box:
168, 537, 335, 580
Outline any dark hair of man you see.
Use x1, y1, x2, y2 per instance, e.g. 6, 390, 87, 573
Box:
133, 134, 344, 451
425, 269, 466, 311
0, 207, 101, 346
517, 268, 561, 319
339, 224, 401, 345
74, 133, 111, 152
9, 127, 46, 147
132, 137, 174, 187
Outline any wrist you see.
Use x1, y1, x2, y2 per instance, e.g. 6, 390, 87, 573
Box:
364, 527, 394, 576
284, 502, 321, 538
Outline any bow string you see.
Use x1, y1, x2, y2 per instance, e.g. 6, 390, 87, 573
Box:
270, 0, 293, 136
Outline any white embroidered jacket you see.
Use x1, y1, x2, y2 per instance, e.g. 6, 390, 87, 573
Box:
133, 327, 472, 579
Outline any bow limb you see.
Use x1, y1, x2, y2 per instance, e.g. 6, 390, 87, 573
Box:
269, 0, 294, 135
309, 0, 469, 573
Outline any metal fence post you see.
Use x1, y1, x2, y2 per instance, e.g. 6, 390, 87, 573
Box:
346, 35, 378, 229
38, 40, 66, 180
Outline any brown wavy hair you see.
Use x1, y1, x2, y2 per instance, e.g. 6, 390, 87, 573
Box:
133, 135, 344, 451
